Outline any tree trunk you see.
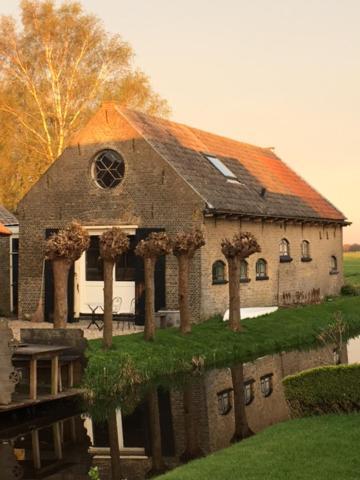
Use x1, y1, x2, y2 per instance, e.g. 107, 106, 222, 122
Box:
52, 258, 71, 328
228, 256, 242, 332
103, 259, 114, 349
231, 363, 253, 442
144, 257, 156, 341
178, 255, 191, 334
147, 388, 166, 475
108, 410, 122, 479
180, 383, 204, 462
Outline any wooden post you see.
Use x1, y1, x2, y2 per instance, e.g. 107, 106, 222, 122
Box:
30, 358, 38, 400
51, 355, 59, 395
53, 422, 63, 459
68, 362, 74, 388
31, 430, 41, 469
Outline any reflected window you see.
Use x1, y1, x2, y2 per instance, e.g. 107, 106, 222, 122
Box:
256, 259, 268, 280
333, 348, 341, 365
244, 379, 255, 406
330, 255, 338, 274
86, 236, 103, 281
240, 260, 250, 283
212, 260, 226, 284
260, 374, 273, 397
217, 389, 232, 415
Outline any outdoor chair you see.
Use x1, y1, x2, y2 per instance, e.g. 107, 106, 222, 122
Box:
115, 297, 136, 330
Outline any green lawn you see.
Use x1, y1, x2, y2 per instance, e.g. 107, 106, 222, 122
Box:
156, 414, 360, 480
344, 252, 360, 288
84, 296, 360, 399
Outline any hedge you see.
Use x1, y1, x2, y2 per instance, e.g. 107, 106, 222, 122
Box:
283, 363, 360, 417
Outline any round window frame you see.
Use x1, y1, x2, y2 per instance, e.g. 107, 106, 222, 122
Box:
91, 149, 125, 190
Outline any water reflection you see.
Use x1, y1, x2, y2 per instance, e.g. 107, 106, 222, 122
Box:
0, 344, 351, 480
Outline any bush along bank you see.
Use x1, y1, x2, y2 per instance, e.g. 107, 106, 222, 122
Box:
283, 363, 360, 417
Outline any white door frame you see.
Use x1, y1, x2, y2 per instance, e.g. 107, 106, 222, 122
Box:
74, 225, 137, 318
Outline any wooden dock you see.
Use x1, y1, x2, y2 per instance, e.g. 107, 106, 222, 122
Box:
0, 388, 84, 413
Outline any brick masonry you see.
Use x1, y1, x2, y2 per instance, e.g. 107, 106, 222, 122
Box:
16, 103, 344, 321
0, 236, 11, 316
201, 218, 344, 318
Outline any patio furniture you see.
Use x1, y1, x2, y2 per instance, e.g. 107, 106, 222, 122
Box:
116, 297, 136, 330
86, 303, 104, 330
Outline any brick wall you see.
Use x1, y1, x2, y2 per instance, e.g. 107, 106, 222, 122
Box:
17, 104, 204, 320
0, 236, 11, 316
201, 217, 344, 318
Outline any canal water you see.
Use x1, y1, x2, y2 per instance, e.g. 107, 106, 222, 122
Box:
0, 338, 359, 480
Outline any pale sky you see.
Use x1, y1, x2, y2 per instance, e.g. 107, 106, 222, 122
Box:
3, 0, 360, 242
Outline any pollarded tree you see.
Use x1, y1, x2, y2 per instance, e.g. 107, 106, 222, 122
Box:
135, 232, 172, 341
100, 228, 130, 349
45, 221, 89, 328
231, 363, 253, 442
172, 230, 205, 334
221, 232, 261, 332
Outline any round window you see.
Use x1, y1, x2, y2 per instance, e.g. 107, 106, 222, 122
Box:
92, 150, 125, 189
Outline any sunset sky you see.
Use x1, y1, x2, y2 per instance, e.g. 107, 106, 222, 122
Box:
4, 0, 359, 242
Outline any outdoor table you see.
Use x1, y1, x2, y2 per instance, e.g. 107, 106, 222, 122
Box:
13, 344, 72, 400
87, 303, 104, 330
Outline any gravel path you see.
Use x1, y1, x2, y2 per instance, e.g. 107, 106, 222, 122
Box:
1, 318, 143, 341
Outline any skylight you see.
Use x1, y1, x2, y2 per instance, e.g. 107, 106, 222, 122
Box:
204, 154, 237, 180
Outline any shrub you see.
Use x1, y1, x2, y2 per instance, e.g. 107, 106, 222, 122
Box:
283, 364, 360, 417
341, 284, 359, 296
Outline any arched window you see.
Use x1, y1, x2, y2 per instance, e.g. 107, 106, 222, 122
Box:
256, 259, 268, 280
330, 255, 338, 274
279, 238, 292, 262
301, 240, 311, 261
212, 260, 226, 284
240, 259, 249, 282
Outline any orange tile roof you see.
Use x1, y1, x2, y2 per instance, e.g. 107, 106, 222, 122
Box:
114, 105, 346, 222
0, 223, 11, 236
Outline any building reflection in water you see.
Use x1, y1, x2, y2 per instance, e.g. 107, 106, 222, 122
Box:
0, 345, 347, 480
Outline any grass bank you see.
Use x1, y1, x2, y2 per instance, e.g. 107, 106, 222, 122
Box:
84, 296, 360, 399
344, 252, 360, 289
156, 413, 360, 480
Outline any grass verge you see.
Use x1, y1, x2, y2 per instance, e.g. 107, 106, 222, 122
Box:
344, 252, 360, 289
84, 296, 360, 400
156, 413, 360, 480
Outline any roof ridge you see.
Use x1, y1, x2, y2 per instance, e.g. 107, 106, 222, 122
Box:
115, 104, 268, 153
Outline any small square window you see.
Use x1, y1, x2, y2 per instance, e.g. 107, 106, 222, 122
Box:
204, 154, 238, 180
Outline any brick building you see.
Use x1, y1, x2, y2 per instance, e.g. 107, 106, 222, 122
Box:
16, 102, 347, 322
0, 206, 19, 317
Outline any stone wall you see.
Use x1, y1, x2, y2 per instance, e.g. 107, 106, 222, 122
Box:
17, 104, 204, 320
201, 217, 344, 318
0, 236, 10, 316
